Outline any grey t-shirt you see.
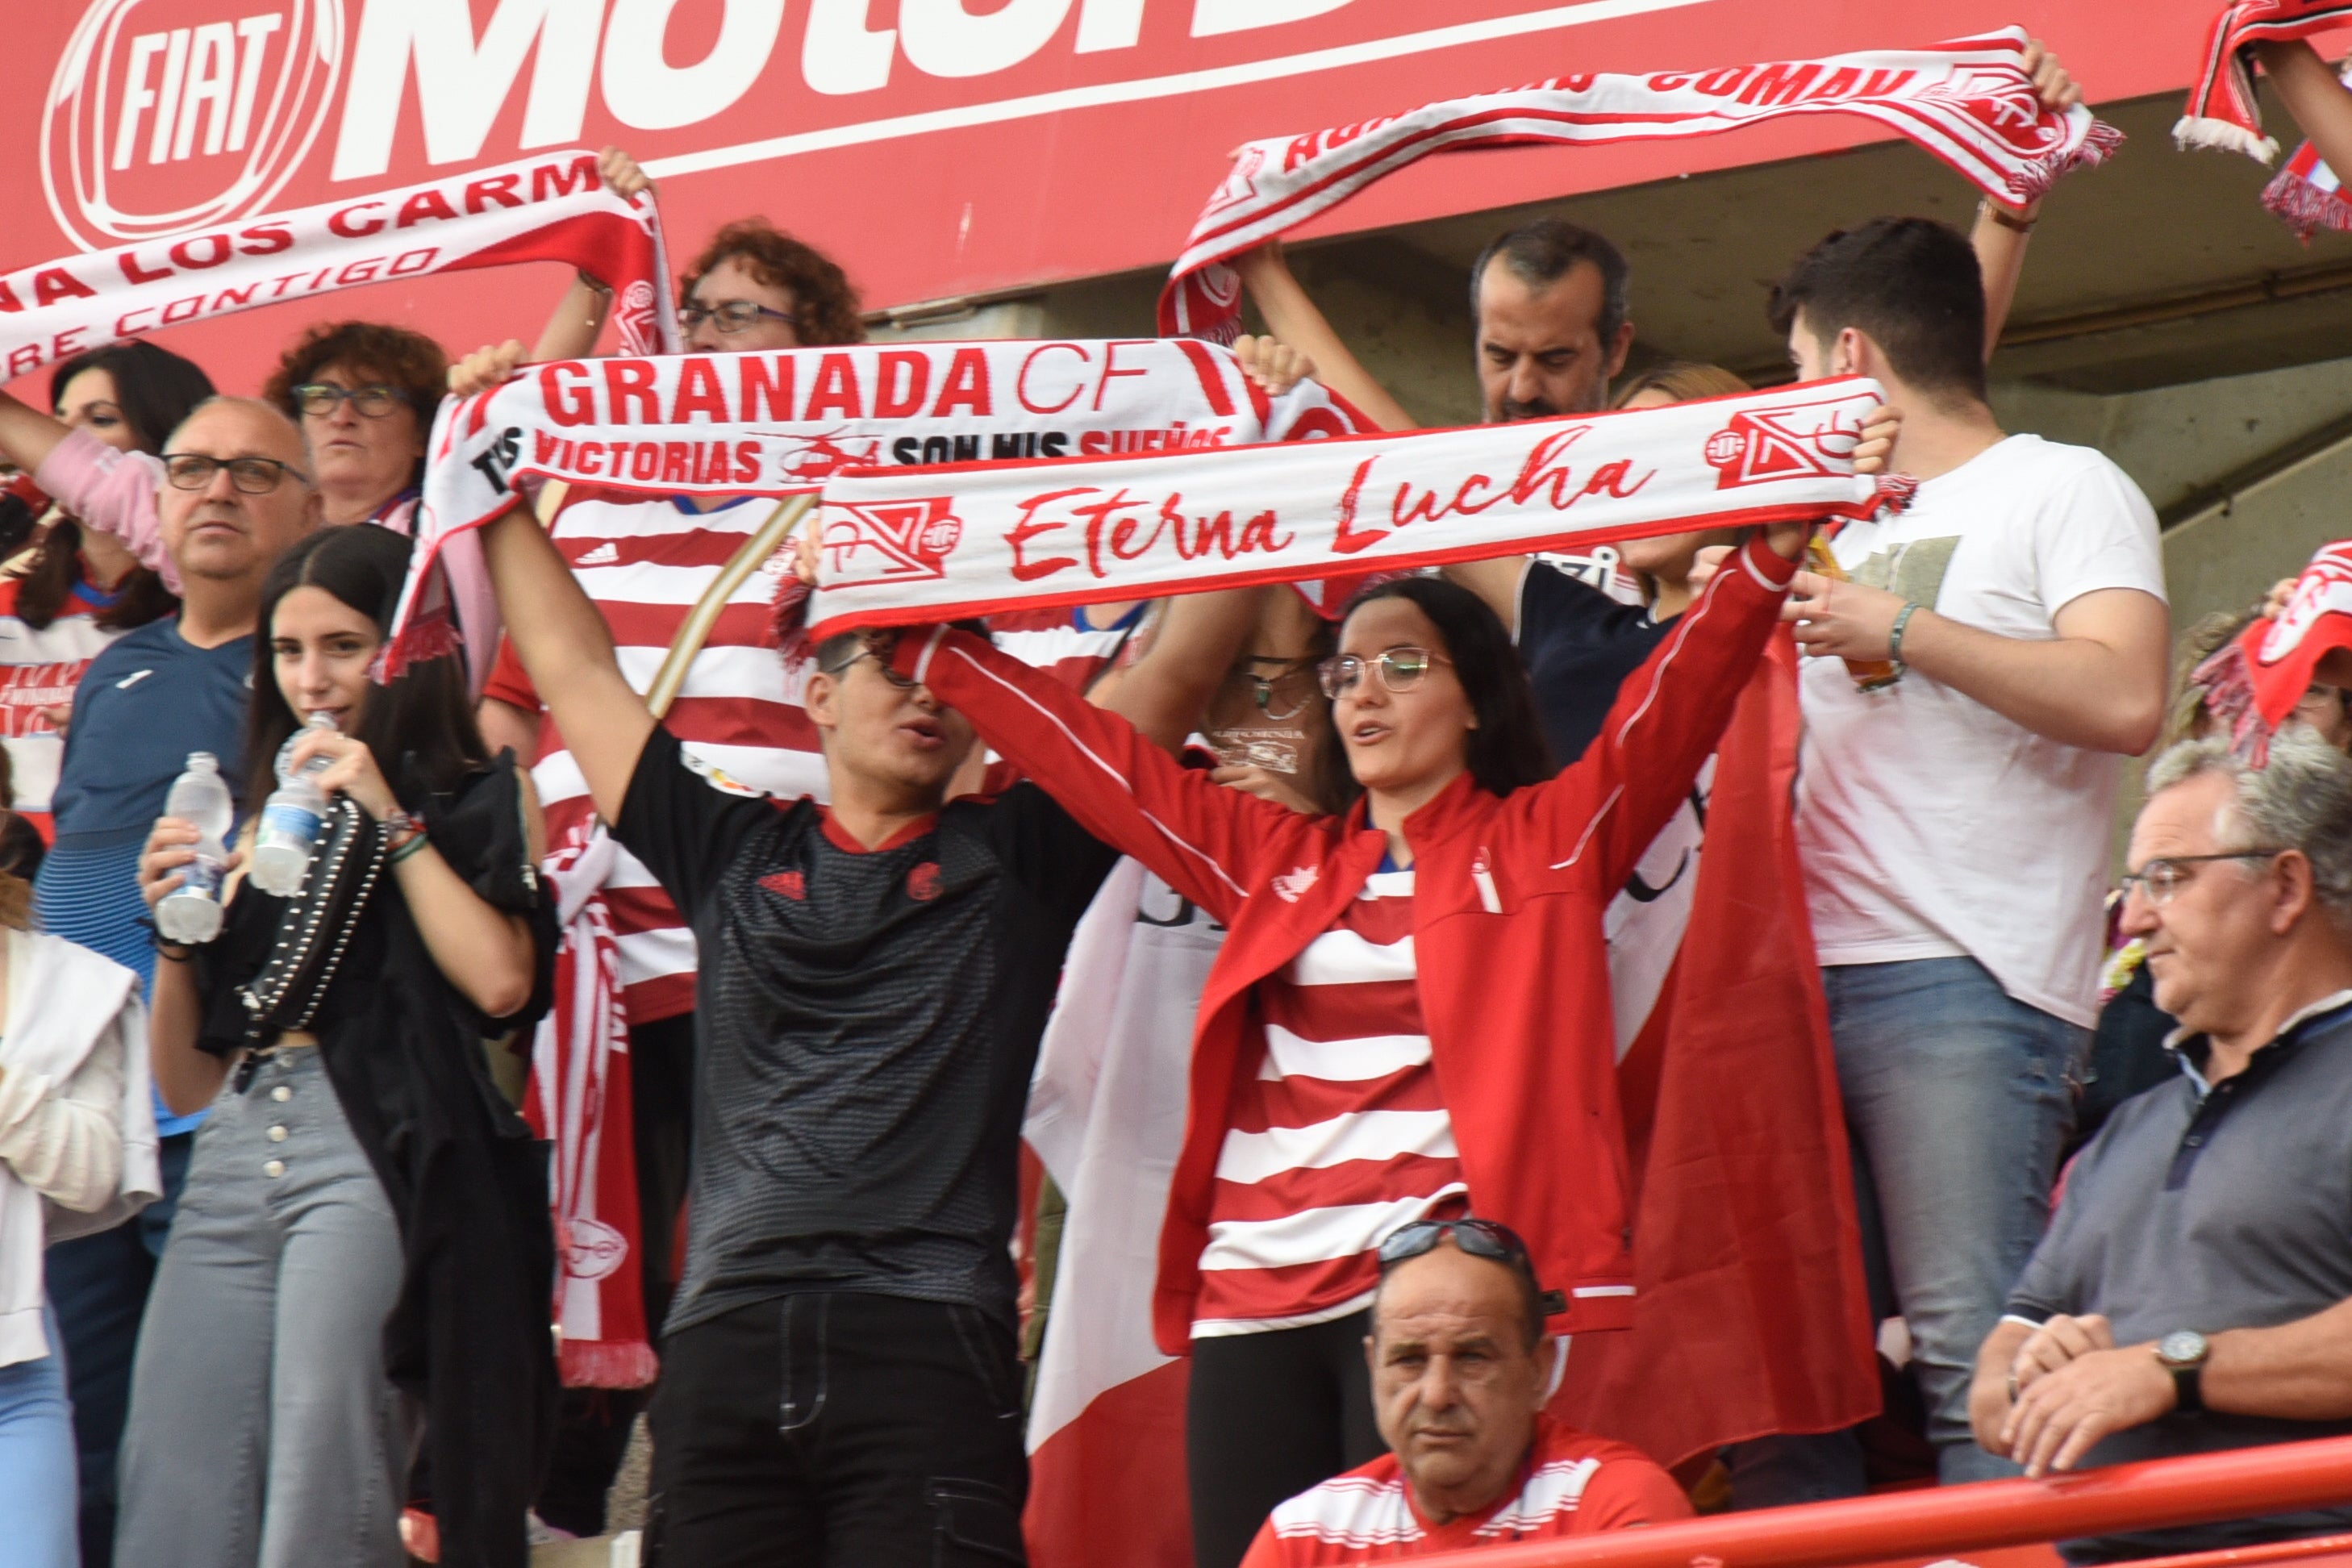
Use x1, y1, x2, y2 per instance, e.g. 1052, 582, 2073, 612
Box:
2007, 996, 2352, 1562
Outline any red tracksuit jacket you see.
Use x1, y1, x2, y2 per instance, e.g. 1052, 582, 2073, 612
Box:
896, 536, 1798, 1357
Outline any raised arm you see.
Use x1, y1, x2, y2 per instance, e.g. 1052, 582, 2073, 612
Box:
1104, 585, 1267, 753
1235, 242, 1416, 434
0, 398, 177, 590
1972, 39, 2080, 358
1553, 528, 1800, 887
531, 148, 654, 365
2254, 40, 2352, 196
478, 505, 656, 822
892, 622, 1303, 922
0, 391, 71, 478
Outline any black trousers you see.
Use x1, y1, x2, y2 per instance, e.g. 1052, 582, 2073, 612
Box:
1186, 1311, 1382, 1568
646, 1291, 1029, 1566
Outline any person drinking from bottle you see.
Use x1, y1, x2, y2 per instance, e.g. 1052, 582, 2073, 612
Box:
866, 515, 1810, 1568
121, 525, 557, 1568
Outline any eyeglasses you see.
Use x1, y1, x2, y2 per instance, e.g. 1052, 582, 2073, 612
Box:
1317, 645, 1453, 700
819, 646, 916, 689
1378, 1218, 1566, 1316
288, 383, 411, 419
2119, 850, 2290, 908
161, 453, 312, 494
679, 300, 799, 335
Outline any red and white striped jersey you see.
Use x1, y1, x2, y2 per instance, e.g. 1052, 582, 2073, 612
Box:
986, 603, 1145, 695
0, 573, 129, 831
1191, 865, 1464, 1337
1238, 1416, 1691, 1566
484, 487, 824, 1025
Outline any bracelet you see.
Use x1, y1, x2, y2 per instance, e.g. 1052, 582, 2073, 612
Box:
1888, 602, 1923, 665
388, 831, 431, 866
154, 941, 193, 964
1979, 198, 2038, 234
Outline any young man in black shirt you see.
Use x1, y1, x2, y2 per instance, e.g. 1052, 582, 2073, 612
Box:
481, 502, 1249, 1564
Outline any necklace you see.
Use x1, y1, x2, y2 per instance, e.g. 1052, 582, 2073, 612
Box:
1240, 653, 1317, 723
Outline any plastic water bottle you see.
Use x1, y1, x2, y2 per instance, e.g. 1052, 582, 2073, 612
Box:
250, 712, 337, 897
156, 753, 234, 945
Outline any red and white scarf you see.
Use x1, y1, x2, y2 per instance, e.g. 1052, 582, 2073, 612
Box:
0, 149, 674, 384
2177, 1, 2352, 160
2266, 132, 2352, 239
1161, 27, 2121, 341
2196, 540, 2352, 764
523, 825, 660, 1388
808, 378, 1905, 639
394, 340, 1368, 669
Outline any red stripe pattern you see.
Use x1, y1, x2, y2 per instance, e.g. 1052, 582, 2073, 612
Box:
1192, 866, 1464, 1336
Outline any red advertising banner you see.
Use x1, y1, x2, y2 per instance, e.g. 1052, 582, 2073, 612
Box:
2, 0, 2229, 402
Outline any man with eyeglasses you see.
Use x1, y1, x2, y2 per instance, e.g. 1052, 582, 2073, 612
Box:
1239, 1218, 1688, 1566
1966, 728, 2352, 1562
28, 395, 317, 1559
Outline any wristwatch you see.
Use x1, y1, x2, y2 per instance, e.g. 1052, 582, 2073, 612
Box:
2156, 1330, 2210, 1414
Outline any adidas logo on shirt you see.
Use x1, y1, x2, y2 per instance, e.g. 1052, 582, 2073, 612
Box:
577, 542, 620, 565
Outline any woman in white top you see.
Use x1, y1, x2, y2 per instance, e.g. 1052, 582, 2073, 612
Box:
0, 869, 160, 1568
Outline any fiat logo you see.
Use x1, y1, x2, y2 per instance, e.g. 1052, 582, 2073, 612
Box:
41, 0, 344, 252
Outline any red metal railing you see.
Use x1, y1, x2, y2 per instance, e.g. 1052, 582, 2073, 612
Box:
1410, 1436, 2352, 1568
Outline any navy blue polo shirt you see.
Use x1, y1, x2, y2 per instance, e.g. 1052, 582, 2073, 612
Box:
1513, 561, 1669, 767
35, 616, 252, 1138
2006, 994, 2352, 1562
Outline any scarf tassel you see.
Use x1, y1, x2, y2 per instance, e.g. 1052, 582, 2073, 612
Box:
2012, 119, 2130, 203
2173, 114, 2283, 161
2263, 161, 2352, 237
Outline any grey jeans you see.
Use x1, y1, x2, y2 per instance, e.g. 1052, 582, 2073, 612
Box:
115, 1048, 413, 1568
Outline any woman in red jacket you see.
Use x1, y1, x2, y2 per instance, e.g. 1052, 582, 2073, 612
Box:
882, 519, 1805, 1568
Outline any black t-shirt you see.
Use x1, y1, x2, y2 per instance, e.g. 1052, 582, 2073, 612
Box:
616, 727, 1117, 1334
1515, 562, 1671, 766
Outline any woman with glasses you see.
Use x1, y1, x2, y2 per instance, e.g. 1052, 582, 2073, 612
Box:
874, 518, 1807, 1568
119, 523, 556, 1568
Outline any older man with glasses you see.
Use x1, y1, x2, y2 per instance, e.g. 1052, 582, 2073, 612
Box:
1239, 1218, 1690, 1566
30, 394, 317, 1562
1970, 728, 2352, 1563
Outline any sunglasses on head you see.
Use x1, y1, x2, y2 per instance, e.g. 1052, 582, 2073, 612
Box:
1377, 1217, 1567, 1317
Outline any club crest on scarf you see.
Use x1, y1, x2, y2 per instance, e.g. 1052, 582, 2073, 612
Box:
1704, 396, 1864, 489
822, 498, 964, 587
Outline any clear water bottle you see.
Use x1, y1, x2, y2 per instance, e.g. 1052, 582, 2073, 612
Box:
250, 711, 338, 897
156, 753, 234, 945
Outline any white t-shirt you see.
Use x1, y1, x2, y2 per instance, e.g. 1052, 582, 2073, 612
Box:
1796, 434, 2166, 1028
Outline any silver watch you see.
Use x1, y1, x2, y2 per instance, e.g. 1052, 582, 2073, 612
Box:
2155, 1329, 2209, 1414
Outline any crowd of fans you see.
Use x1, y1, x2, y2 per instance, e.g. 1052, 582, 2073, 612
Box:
9, 31, 2352, 1568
